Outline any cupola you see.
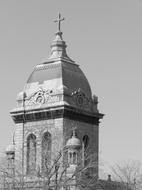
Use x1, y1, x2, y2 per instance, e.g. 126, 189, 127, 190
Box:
5, 144, 15, 155
66, 129, 81, 167
66, 129, 81, 149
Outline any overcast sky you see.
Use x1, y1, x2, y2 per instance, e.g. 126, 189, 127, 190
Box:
0, 0, 142, 176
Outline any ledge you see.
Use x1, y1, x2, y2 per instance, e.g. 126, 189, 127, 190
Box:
10, 105, 104, 125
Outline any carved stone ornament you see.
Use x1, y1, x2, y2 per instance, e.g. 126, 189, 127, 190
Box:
26, 88, 53, 106
71, 88, 91, 108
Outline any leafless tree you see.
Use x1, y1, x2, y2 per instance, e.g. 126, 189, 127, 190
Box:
110, 160, 142, 190
0, 155, 25, 190
30, 147, 98, 190
0, 144, 98, 190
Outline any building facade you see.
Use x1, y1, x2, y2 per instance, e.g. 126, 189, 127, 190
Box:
7, 15, 103, 189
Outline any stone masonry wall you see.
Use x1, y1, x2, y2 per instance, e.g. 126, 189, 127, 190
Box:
14, 118, 64, 176
63, 118, 99, 176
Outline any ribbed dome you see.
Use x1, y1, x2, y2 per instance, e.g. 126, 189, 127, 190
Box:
66, 130, 81, 148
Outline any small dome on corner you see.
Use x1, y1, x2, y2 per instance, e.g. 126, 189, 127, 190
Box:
66, 130, 81, 149
5, 144, 15, 154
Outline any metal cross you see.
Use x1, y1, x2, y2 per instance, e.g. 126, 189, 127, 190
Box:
54, 13, 65, 31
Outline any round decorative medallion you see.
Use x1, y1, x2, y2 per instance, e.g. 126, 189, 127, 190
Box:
76, 95, 84, 106
36, 95, 44, 104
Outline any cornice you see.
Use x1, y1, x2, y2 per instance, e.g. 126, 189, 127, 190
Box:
10, 105, 104, 125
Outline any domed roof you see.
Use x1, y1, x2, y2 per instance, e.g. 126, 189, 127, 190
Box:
26, 61, 92, 98
24, 24, 92, 101
5, 144, 15, 154
14, 14, 96, 114
66, 130, 81, 148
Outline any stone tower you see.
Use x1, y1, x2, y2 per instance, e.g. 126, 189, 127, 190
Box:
10, 14, 103, 189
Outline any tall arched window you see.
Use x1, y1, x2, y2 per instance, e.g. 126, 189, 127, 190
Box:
82, 135, 89, 166
83, 135, 89, 150
27, 134, 36, 175
41, 132, 51, 174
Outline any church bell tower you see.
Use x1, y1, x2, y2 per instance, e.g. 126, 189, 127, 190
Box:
10, 14, 103, 187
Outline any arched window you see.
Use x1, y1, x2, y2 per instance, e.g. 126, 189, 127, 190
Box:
68, 150, 78, 165
27, 134, 36, 175
82, 135, 89, 166
41, 132, 51, 174
73, 152, 77, 164
69, 152, 72, 163
83, 135, 89, 149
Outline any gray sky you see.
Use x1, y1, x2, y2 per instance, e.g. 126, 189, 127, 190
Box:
0, 0, 142, 174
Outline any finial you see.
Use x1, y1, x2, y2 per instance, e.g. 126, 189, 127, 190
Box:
48, 13, 74, 62
72, 127, 77, 137
54, 13, 65, 32
107, 174, 111, 182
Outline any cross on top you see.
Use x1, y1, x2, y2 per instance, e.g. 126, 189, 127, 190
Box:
54, 13, 65, 32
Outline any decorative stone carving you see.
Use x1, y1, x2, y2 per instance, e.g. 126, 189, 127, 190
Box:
25, 88, 59, 106
71, 88, 91, 108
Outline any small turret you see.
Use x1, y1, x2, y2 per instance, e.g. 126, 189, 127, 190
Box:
66, 130, 81, 150
5, 133, 15, 175
5, 144, 15, 156
5, 143, 15, 178
66, 129, 81, 166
